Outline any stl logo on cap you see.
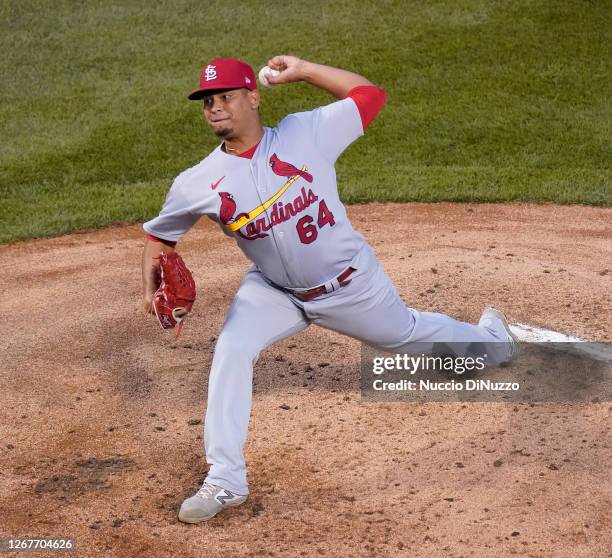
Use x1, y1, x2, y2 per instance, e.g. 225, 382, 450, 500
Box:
188, 58, 256, 100
204, 64, 217, 82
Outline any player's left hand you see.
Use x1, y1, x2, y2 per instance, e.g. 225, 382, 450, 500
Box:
151, 252, 197, 336
266, 55, 307, 85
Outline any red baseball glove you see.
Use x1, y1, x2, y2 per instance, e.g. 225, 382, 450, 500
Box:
152, 252, 196, 336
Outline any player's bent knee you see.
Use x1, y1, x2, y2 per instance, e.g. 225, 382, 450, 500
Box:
213, 331, 264, 364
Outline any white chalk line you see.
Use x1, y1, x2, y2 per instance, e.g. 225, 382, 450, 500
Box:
509, 323, 612, 362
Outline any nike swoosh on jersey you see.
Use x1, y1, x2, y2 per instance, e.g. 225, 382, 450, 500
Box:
225, 166, 308, 232
211, 176, 226, 190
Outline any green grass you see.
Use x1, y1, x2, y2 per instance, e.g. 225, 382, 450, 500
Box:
1, 0, 610, 243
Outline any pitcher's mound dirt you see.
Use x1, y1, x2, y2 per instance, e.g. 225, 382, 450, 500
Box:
1, 203, 610, 557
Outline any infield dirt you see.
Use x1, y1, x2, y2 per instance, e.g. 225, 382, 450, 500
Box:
1, 203, 610, 557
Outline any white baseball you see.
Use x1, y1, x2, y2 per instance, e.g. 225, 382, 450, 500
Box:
258, 66, 280, 88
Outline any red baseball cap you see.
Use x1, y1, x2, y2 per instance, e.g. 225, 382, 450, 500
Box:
188, 58, 257, 100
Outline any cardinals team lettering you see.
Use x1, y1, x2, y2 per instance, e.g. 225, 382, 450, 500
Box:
219, 187, 320, 240
218, 154, 335, 243
243, 187, 319, 238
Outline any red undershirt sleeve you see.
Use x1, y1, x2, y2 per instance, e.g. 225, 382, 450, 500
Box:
146, 233, 177, 247
346, 85, 388, 130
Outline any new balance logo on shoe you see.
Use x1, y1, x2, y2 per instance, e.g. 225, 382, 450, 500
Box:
216, 490, 235, 505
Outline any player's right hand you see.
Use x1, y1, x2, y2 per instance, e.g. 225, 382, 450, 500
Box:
266, 55, 306, 85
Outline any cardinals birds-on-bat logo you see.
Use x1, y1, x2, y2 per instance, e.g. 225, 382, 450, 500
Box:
218, 192, 237, 225
269, 153, 313, 183
218, 192, 267, 239
218, 157, 313, 241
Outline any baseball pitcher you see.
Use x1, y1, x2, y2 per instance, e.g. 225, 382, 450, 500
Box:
141, 56, 519, 523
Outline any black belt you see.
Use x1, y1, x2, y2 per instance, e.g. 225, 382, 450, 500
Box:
285, 267, 355, 302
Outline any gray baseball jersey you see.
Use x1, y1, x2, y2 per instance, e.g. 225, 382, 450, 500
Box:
144, 97, 366, 288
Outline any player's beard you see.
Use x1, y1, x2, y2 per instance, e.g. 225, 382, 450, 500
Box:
214, 127, 234, 139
